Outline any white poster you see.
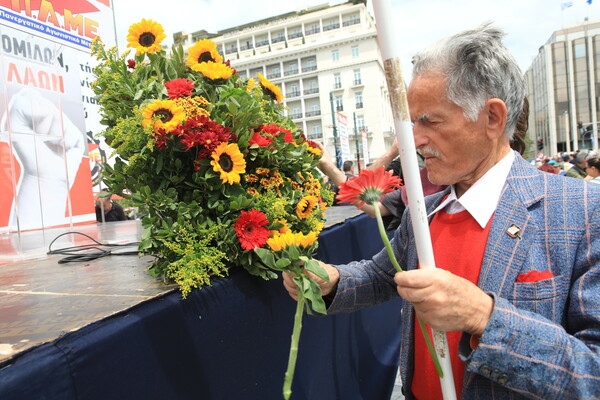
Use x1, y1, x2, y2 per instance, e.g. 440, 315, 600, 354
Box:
336, 112, 352, 164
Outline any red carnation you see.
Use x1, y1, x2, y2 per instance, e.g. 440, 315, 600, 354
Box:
127, 59, 136, 69
234, 209, 271, 251
165, 78, 194, 99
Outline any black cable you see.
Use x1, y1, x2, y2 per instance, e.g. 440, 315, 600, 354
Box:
47, 231, 141, 264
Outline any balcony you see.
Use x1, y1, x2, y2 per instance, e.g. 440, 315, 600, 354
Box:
239, 44, 253, 51
336, 105, 343, 112
304, 87, 319, 95
288, 32, 303, 39
289, 113, 303, 119
323, 22, 340, 31
255, 40, 269, 47
267, 73, 281, 79
305, 110, 321, 117
225, 47, 238, 55
355, 102, 363, 109
286, 91, 300, 98
302, 65, 317, 72
284, 68, 299, 76
305, 27, 320, 35
352, 80, 363, 86
343, 18, 360, 27
332, 83, 342, 90
271, 35, 286, 43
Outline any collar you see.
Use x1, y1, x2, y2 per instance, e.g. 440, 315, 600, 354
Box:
429, 151, 515, 228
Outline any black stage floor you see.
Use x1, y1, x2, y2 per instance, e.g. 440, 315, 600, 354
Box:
0, 206, 361, 361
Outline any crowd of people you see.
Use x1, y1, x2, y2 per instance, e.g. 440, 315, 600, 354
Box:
284, 22, 600, 399
533, 149, 599, 182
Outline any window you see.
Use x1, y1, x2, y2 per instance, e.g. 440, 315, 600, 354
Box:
335, 95, 343, 112
306, 23, 320, 35
334, 73, 342, 89
351, 45, 359, 58
311, 125, 321, 135
356, 115, 365, 130
355, 91, 363, 108
288, 83, 300, 97
353, 69, 362, 85
332, 49, 339, 62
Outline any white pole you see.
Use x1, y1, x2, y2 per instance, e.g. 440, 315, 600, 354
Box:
371, 1, 457, 399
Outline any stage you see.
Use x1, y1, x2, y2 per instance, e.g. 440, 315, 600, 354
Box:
0, 206, 404, 400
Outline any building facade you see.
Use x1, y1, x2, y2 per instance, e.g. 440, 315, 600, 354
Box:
174, 1, 395, 169
525, 19, 600, 157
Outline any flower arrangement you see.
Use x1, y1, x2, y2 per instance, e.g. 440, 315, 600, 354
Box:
90, 19, 334, 300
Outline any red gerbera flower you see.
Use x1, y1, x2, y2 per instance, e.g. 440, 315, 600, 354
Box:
248, 131, 273, 148
336, 167, 402, 209
234, 209, 271, 251
165, 78, 194, 99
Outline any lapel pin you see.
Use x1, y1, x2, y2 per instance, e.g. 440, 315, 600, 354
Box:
506, 224, 522, 240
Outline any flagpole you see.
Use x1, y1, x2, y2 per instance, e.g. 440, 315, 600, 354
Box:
371, 1, 456, 399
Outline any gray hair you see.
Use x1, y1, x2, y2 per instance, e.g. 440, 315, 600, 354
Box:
412, 23, 525, 140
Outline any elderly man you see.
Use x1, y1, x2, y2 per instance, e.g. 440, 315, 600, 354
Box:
566, 149, 597, 179
283, 24, 600, 399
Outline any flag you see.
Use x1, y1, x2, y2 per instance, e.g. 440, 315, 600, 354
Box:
561, 1, 573, 10
587, 0, 592, 5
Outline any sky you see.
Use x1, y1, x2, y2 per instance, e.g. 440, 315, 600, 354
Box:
110, 0, 600, 77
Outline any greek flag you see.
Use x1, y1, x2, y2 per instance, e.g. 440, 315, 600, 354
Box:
561, 1, 573, 10
588, 0, 592, 5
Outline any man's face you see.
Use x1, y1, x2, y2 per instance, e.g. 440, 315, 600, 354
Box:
407, 72, 498, 192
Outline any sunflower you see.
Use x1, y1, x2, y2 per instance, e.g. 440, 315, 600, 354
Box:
142, 100, 186, 134
187, 39, 223, 69
295, 195, 318, 219
246, 78, 256, 92
258, 73, 284, 103
210, 142, 246, 184
234, 209, 271, 251
126, 19, 166, 55
193, 61, 234, 80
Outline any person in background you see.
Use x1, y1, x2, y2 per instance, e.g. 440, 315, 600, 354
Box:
584, 156, 600, 184
95, 189, 127, 222
537, 157, 559, 174
283, 23, 600, 399
566, 149, 597, 179
342, 160, 356, 180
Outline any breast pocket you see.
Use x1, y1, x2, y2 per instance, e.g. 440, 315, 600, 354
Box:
509, 275, 569, 320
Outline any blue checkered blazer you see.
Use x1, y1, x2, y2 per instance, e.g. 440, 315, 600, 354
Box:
327, 153, 600, 399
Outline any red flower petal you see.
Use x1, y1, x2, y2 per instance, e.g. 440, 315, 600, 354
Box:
336, 167, 402, 208
234, 209, 271, 251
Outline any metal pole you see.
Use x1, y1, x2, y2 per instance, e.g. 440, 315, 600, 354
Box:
329, 92, 342, 168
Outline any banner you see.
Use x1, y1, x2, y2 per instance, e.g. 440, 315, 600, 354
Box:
336, 112, 352, 164
0, 1, 115, 232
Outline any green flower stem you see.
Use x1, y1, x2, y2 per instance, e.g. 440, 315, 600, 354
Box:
371, 202, 444, 378
283, 289, 305, 400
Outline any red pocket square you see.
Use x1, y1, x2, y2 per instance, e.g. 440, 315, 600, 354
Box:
516, 270, 553, 283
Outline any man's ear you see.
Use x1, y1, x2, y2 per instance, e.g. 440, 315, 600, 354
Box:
485, 98, 507, 140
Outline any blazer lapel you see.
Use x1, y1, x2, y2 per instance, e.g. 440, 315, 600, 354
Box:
478, 155, 544, 296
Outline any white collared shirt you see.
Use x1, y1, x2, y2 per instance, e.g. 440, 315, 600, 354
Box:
428, 151, 515, 228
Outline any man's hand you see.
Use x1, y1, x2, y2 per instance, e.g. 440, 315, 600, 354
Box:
282, 261, 340, 301
394, 269, 493, 336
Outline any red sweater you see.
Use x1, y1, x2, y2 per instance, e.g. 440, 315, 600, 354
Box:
412, 208, 493, 400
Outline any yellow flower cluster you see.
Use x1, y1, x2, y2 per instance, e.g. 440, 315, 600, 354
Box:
267, 231, 318, 252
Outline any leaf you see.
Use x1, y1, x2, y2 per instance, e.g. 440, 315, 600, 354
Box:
254, 248, 276, 269
275, 258, 291, 270
303, 259, 330, 282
